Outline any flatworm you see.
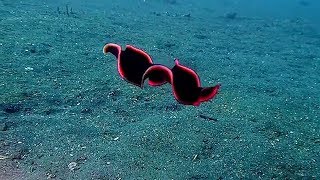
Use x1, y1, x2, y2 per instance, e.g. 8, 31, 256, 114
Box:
103, 43, 220, 106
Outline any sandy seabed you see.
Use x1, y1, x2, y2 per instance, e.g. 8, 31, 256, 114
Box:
1, 0, 319, 179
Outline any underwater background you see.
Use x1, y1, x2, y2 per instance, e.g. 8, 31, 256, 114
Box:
1, 0, 319, 179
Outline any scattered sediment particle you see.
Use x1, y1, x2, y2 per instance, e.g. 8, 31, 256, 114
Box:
24, 67, 34, 71
192, 154, 199, 161
197, 114, 218, 122
3, 104, 22, 113
22, 43, 51, 55
0, 155, 9, 160
46, 172, 56, 179
81, 108, 92, 114
102, 129, 120, 141
0, 140, 10, 147
11, 147, 29, 160
313, 138, 320, 144
152, 12, 162, 16
164, 103, 182, 111
189, 174, 209, 179
182, 13, 191, 18
107, 89, 122, 101
76, 156, 87, 164
0, 123, 8, 131
43, 108, 56, 115
163, 42, 176, 49
225, 12, 237, 19
68, 161, 79, 171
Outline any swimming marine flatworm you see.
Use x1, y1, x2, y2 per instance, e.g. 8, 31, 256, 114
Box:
103, 43, 220, 106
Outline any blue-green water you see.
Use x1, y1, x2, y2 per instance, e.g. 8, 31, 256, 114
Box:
1, 0, 319, 179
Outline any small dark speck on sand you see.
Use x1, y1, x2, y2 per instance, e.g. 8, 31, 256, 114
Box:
225, 12, 237, 19
0, 123, 8, 131
3, 104, 22, 114
188, 174, 209, 180
81, 108, 93, 114
183, 13, 191, 18
10, 146, 29, 160
198, 114, 218, 122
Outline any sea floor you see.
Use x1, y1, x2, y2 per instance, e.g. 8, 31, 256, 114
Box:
1, 0, 320, 179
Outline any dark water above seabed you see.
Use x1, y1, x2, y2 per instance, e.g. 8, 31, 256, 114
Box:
0, 0, 319, 179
